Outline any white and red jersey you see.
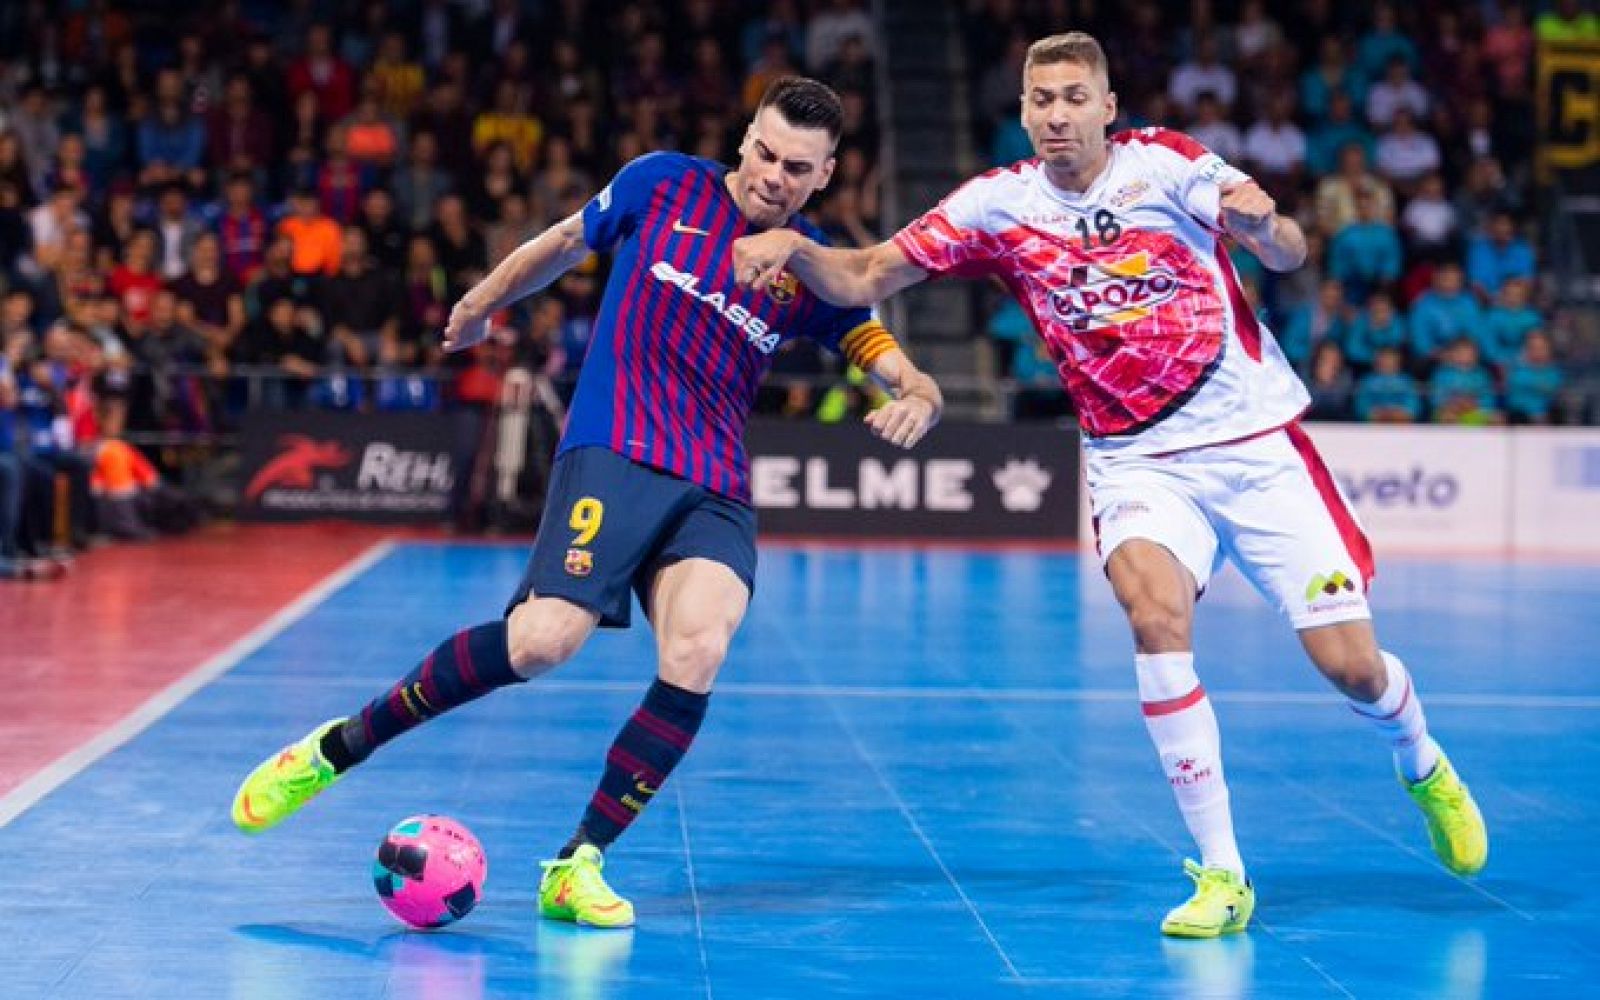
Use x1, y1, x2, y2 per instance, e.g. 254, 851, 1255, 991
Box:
893, 128, 1309, 455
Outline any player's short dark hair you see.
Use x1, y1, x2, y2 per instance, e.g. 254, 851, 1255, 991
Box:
756, 77, 843, 143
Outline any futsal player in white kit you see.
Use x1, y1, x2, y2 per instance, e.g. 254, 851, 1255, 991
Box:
731, 31, 1487, 938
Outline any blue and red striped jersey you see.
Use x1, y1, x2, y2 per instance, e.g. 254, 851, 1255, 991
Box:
559, 151, 884, 502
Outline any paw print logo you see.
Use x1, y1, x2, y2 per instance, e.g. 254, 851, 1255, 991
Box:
991, 459, 1052, 512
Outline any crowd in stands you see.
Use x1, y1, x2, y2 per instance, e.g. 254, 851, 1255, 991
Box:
968, 0, 1589, 426
1, 0, 1591, 576
0, 0, 881, 579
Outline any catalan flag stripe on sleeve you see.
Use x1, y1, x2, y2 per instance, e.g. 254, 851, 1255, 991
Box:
840, 320, 900, 370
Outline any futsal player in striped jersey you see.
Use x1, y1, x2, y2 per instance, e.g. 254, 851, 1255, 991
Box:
232, 78, 943, 928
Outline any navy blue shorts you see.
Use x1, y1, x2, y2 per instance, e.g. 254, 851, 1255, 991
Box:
506, 446, 757, 628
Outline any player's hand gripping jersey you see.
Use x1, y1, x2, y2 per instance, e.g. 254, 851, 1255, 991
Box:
565, 151, 894, 500
893, 129, 1308, 454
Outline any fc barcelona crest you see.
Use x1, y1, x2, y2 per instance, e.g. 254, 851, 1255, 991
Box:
767, 270, 798, 304
565, 548, 593, 577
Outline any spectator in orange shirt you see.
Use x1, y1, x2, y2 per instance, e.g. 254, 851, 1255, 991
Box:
277, 188, 343, 277
342, 78, 404, 171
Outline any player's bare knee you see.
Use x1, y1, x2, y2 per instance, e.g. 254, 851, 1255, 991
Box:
1316, 646, 1386, 701
1125, 601, 1191, 653
658, 626, 731, 692
506, 604, 587, 676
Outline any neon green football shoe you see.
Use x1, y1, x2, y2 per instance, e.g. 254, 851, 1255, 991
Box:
1161, 859, 1255, 938
540, 844, 636, 928
231, 718, 346, 834
1404, 751, 1488, 876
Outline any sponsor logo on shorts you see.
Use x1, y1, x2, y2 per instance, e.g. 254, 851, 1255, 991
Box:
1304, 569, 1363, 615
1304, 571, 1356, 602
565, 548, 594, 577
1102, 499, 1152, 523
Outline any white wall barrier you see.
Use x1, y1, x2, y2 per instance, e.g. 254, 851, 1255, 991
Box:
1510, 428, 1600, 555
1304, 424, 1513, 554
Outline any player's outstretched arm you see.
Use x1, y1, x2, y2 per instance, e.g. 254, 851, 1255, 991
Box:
732, 231, 927, 308
442, 211, 591, 353
1219, 181, 1307, 273
862, 348, 943, 449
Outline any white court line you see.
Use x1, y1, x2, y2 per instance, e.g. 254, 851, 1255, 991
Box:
674, 783, 715, 1000
474, 679, 1600, 710
0, 540, 397, 828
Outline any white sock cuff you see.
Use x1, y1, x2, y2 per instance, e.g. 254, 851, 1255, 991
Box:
1135, 652, 1200, 702
1355, 651, 1411, 717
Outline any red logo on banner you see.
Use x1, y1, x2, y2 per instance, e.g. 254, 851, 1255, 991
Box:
245, 435, 353, 501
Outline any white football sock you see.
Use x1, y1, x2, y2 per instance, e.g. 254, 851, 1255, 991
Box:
1137, 652, 1244, 877
1349, 651, 1441, 783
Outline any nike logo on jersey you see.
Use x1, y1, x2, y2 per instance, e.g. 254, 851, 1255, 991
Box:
672, 218, 711, 237
650, 260, 782, 353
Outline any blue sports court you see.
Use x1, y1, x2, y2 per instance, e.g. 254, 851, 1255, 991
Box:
3, 540, 1597, 998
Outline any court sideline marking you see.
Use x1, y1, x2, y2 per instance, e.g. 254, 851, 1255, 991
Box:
0, 540, 397, 828
291, 678, 1598, 710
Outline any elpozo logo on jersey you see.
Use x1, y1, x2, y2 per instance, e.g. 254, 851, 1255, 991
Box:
651, 260, 781, 354
1048, 252, 1182, 331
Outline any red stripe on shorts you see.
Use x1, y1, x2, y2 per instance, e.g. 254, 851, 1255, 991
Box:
1285, 423, 1376, 589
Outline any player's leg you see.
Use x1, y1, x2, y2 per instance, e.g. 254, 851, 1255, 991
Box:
231, 600, 600, 837
564, 556, 748, 850
541, 496, 755, 928
231, 447, 662, 834
1221, 425, 1486, 875
1092, 468, 1252, 938
1297, 619, 1485, 876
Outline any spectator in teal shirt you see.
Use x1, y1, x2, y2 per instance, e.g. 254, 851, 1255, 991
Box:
1505, 331, 1564, 424
1012, 338, 1069, 422
1465, 210, 1535, 300
1278, 278, 1354, 375
1305, 340, 1355, 421
1344, 291, 1408, 369
1357, 3, 1420, 83
1328, 188, 1402, 303
986, 294, 1033, 377
990, 117, 1034, 167
1354, 347, 1423, 422
1300, 37, 1367, 122
1429, 337, 1502, 424
1411, 262, 1483, 362
1306, 97, 1375, 178
1480, 277, 1541, 370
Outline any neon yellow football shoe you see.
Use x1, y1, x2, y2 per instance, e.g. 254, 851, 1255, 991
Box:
231, 718, 346, 834
1161, 859, 1255, 938
540, 844, 636, 928
1404, 751, 1488, 876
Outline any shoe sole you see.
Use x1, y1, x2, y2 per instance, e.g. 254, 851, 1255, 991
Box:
1160, 919, 1250, 939
541, 909, 636, 929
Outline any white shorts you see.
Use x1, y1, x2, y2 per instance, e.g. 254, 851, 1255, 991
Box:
1088, 423, 1375, 629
